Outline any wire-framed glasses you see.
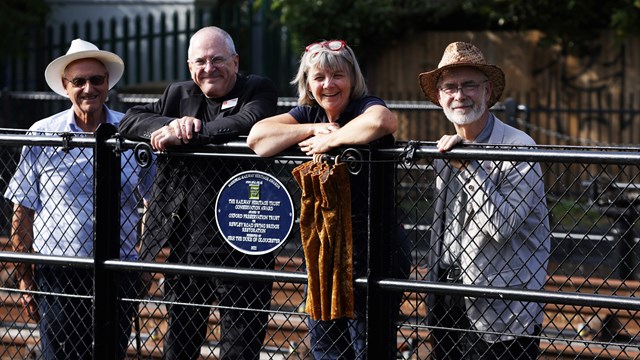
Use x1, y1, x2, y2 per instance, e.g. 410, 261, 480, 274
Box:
189, 55, 232, 69
305, 40, 347, 53
439, 80, 488, 96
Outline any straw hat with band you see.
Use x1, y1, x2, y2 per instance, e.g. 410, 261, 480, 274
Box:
418, 42, 505, 108
45, 38, 124, 98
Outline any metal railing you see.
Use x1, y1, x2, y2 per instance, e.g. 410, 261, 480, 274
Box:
0, 126, 640, 358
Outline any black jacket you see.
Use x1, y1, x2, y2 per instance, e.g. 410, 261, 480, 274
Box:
119, 74, 278, 260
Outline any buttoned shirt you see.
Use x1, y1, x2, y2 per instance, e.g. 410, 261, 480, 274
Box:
4, 106, 150, 259
428, 115, 550, 342
441, 115, 494, 267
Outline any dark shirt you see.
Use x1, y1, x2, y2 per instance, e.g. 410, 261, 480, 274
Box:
289, 95, 385, 127
119, 74, 277, 145
474, 113, 495, 144
288, 95, 394, 277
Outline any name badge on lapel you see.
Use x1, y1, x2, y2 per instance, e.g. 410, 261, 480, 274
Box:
221, 98, 238, 110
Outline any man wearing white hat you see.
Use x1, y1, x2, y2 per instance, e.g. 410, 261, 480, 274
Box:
420, 42, 550, 359
5, 39, 148, 359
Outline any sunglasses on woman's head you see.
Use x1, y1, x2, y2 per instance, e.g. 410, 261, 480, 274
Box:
305, 40, 347, 53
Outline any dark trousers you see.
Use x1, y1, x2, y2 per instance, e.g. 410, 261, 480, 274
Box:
307, 286, 367, 360
162, 252, 274, 360
431, 269, 540, 360
35, 264, 138, 360
307, 260, 410, 360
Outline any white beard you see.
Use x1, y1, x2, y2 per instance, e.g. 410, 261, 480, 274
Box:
443, 91, 487, 126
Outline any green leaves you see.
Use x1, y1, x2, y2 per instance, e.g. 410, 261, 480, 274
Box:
0, 0, 49, 58
268, 0, 640, 59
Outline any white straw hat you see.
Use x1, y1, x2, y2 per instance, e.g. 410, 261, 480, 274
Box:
44, 38, 124, 97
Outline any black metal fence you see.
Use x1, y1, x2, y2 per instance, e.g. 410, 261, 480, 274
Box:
394, 143, 640, 359
0, 90, 525, 142
0, 123, 639, 359
2, 2, 295, 97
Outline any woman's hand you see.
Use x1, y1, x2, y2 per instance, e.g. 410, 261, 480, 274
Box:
299, 123, 340, 155
299, 134, 333, 155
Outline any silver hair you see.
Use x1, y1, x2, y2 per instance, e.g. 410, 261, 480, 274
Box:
291, 42, 368, 106
188, 26, 237, 58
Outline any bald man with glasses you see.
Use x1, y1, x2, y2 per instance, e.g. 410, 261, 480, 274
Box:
118, 26, 278, 360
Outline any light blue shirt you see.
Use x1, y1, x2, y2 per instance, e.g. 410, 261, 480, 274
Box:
4, 106, 151, 260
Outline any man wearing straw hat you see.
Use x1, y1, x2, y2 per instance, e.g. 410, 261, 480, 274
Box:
5, 39, 148, 359
419, 42, 550, 359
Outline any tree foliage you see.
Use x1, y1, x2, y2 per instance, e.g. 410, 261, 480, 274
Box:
268, 0, 453, 56
0, 0, 49, 59
470, 0, 640, 53
267, 0, 640, 58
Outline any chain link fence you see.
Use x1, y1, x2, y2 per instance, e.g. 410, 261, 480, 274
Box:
392, 143, 640, 359
0, 126, 639, 359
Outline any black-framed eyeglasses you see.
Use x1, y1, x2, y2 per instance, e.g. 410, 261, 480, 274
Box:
439, 80, 488, 96
305, 40, 347, 53
189, 55, 233, 69
63, 74, 107, 88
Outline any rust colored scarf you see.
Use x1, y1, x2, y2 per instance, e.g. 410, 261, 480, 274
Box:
292, 157, 354, 321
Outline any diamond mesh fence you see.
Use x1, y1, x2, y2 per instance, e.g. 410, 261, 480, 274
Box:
0, 130, 639, 359
394, 143, 640, 360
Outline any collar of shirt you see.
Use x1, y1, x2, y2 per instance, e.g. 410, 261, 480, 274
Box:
64, 105, 119, 132
473, 113, 495, 144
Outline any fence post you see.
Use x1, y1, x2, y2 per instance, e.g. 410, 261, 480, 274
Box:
504, 97, 518, 129
366, 145, 398, 358
614, 205, 639, 280
93, 123, 120, 357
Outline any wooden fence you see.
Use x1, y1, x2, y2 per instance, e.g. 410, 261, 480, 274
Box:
374, 30, 640, 146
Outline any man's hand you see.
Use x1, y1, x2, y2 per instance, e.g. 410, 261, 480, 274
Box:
436, 134, 467, 170
17, 268, 38, 321
168, 116, 202, 143
10, 204, 38, 321
150, 117, 203, 151
436, 134, 464, 152
137, 272, 154, 298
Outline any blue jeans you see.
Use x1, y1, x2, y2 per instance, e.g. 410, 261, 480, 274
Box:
35, 264, 138, 360
306, 226, 411, 360
308, 316, 366, 360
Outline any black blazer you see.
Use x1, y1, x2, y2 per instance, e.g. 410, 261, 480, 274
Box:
119, 74, 278, 260
119, 74, 278, 144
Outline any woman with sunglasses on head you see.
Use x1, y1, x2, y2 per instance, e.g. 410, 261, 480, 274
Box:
248, 40, 410, 360
248, 40, 396, 157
